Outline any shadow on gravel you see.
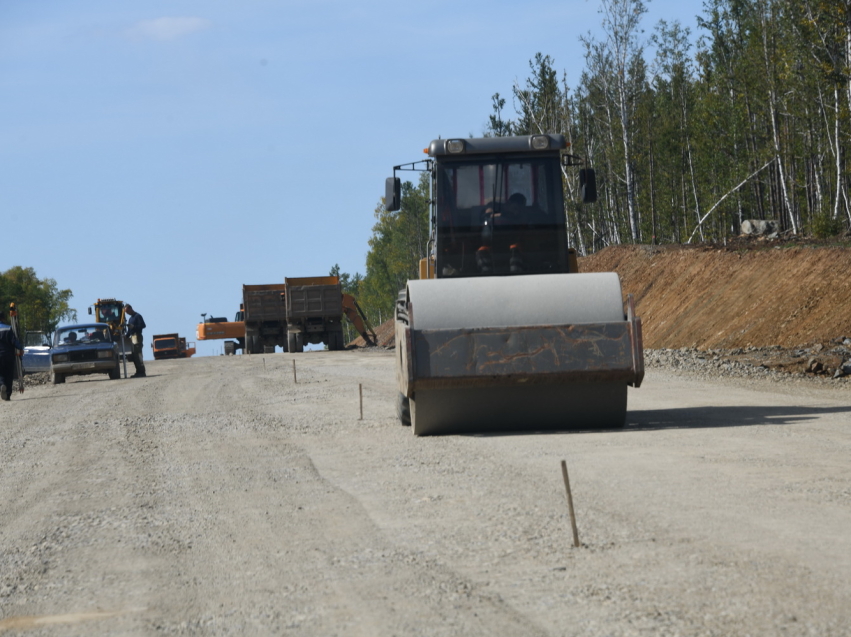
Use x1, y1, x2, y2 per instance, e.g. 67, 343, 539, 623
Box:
626, 404, 851, 431
464, 404, 851, 437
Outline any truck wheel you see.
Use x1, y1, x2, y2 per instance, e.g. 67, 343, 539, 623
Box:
329, 329, 344, 351
224, 341, 236, 356
293, 333, 304, 353
288, 332, 304, 354
246, 334, 260, 354
108, 363, 120, 380
51, 371, 65, 385
396, 393, 411, 426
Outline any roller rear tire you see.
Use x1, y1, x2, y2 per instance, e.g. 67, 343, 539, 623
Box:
396, 393, 411, 426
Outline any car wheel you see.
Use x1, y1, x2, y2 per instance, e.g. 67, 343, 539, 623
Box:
108, 363, 120, 380
52, 371, 65, 385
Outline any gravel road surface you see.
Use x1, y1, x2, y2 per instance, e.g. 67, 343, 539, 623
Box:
1, 350, 849, 636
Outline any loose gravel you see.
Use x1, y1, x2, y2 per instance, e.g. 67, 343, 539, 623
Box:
1, 350, 849, 636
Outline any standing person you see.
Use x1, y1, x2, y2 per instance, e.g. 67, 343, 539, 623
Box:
124, 304, 147, 378
0, 311, 24, 401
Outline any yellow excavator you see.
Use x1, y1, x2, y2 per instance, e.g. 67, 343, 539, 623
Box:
387, 134, 644, 435
89, 298, 133, 368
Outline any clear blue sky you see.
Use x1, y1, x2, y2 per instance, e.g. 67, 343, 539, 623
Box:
1, 0, 704, 356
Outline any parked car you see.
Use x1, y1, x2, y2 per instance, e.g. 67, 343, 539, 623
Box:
22, 331, 52, 374
50, 323, 121, 384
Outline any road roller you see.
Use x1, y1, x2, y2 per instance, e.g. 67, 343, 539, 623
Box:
386, 134, 644, 435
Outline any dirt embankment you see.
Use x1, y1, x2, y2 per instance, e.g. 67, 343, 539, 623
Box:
351, 241, 851, 364
580, 243, 851, 350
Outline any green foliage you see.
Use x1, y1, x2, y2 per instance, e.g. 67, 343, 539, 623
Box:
482, 0, 851, 252
811, 214, 846, 238
0, 266, 76, 336
332, 172, 429, 337
329, 264, 365, 343
359, 172, 430, 324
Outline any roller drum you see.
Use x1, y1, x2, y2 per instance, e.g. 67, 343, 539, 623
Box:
403, 273, 637, 435
407, 273, 626, 330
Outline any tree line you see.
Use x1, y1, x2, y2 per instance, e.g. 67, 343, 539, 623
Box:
491, 0, 851, 253
339, 0, 851, 330
0, 267, 76, 337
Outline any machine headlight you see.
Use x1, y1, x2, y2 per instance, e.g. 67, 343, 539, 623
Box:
97, 350, 113, 359
446, 139, 465, 154
530, 135, 550, 150
53, 354, 69, 363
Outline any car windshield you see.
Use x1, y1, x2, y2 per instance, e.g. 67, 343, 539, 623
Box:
434, 156, 569, 277
57, 327, 110, 346
25, 332, 51, 347
155, 338, 176, 349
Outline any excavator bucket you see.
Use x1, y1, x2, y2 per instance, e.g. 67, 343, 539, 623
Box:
395, 272, 643, 435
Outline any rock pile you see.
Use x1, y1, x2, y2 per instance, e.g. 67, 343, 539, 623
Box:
23, 372, 51, 387
646, 339, 851, 384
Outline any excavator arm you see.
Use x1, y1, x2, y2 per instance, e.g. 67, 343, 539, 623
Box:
341, 294, 377, 346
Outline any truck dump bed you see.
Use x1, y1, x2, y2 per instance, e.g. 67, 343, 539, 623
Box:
242, 284, 288, 322
284, 277, 343, 320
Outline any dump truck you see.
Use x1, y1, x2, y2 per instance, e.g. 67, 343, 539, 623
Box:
151, 334, 196, 360
197, 308, 245, 355
386, 134, 644, 435
243, 284, 288, 354
283, 276, 378, 353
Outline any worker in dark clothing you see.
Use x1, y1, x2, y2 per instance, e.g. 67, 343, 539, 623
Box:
0, 311, 24, 401
124, 304, 147, 378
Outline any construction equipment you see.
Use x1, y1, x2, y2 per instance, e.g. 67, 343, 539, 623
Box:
89, 299, 132, 356
386, 134, 644, 435
342, 293, 377, 347
243, 284, 288, 354
197, 308, 245, 355
283, 276, 378, 353
151, 334, 196, 359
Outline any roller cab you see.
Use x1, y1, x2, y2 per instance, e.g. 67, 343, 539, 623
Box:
388, 135, 642, 435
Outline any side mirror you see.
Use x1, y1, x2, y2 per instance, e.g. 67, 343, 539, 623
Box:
385, 177, 401, 212
88, 307, 92, 315
580, 169, 597, 204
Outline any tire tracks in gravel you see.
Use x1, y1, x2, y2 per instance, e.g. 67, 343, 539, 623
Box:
86, 352, 547, 635
4, 351, 851, 636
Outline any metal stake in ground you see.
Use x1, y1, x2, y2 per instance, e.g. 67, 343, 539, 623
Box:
359, 383, 363, 420
292, 359, 297, 384
561, 460, 581, 547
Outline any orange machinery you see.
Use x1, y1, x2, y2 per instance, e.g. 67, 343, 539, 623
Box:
197, 308, 245, 355
151, 334, 196, 359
